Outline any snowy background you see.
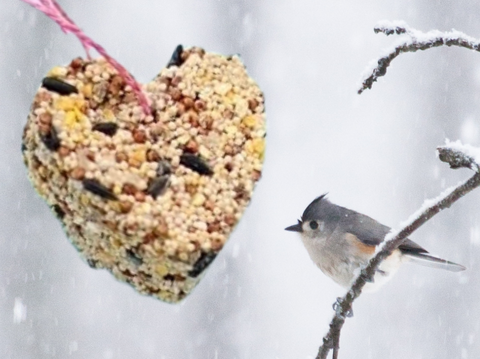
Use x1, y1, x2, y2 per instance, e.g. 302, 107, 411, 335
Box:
1, 0, 480, 358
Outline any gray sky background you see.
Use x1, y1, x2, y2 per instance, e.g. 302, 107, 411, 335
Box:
1, 1, 480, 358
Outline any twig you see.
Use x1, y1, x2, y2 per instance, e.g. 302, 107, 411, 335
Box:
332, 331, 340, 359
19, 0, 151, 116
316, 143, 480, 359
438, 140, 480, 172
358, 21, 480, 94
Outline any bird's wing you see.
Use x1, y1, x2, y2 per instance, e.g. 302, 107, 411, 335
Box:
339, 207, 428, 254
398, 239, 428, 255
339, 208, 390, 246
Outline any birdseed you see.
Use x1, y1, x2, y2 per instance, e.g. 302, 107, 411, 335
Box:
167, 45, 186, 68
82, 178, 118, 201
42, 77, 79, 95
40, 126, 60, 151
147, 175, 170, 199
180, 153, 213, 175
92, 122, 119, 136
22, 46, 266, 303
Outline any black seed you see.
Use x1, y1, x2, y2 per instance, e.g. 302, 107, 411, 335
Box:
52, 204, 65, 219
152, 109, 160, 123
147, 175, 170, 199
41, 126, 60, 151
164, 274, 175, 281
188, 252, 217, 278
146, 286, 161, 295
92, 122, 118, 136
167, 44, 184, 67
126, 249, 143, 266
156, 160, 172, 176
82, 179, 118, 201
86, 259, 99, 269
180, 153, 213, 175
42, 77, 78, 95
121, 269, 135, 278
21, 143, 27, 152
226, 53, 240, 61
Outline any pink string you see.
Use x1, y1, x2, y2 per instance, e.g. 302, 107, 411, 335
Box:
21, 0, 151, 116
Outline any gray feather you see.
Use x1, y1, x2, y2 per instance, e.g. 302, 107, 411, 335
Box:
339, 208, 390, 246
404, 253, 466, 272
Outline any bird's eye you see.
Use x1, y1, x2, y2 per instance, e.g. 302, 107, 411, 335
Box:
309, 221, 318, 230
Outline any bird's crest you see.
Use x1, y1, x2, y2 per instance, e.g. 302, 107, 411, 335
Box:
301, 193, 329, 221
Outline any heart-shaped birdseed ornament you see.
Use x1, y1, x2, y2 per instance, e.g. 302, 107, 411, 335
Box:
22, 46, 266, 302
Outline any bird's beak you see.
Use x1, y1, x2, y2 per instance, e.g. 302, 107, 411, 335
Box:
285, 220, 303, 233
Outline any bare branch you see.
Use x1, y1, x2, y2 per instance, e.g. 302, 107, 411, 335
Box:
358, 22, 480, 94
316, 146, 480, 359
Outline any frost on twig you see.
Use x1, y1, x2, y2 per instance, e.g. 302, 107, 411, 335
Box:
438, 140, 480, 171
358, 21, 480, 94
316, 144, 480, 359
20, 0, 151, 116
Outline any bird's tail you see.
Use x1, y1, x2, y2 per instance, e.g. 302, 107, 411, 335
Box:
403, 252, 466, 272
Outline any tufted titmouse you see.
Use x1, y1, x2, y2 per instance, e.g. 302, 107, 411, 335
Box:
285, 194, 465, 291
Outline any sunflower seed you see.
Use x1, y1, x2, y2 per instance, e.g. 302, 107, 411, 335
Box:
82, 179, 118, 201
180, 153, 213, 175
40, 126, 60, 151
156, 160, 172, 176
86, 259, 99, 269
147, 175, 170, 199
52, 204, 65, 219
188, 252, 217, 278
164, 274, 175, 282
126, 249, 143, 266
42, 77, 78, 95
92, 122, 118, 136
167, 45, 184, 68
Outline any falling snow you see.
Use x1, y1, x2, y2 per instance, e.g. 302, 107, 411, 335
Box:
1, 1, 480, 359
13, 298, 27, 324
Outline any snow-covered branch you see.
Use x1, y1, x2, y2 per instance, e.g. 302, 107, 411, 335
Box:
358, 21, 480, 94
317, 145, 480, 359
438, 140, 480, 171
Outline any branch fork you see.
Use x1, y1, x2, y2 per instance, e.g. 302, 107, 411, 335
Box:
358, 21, 480, 94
